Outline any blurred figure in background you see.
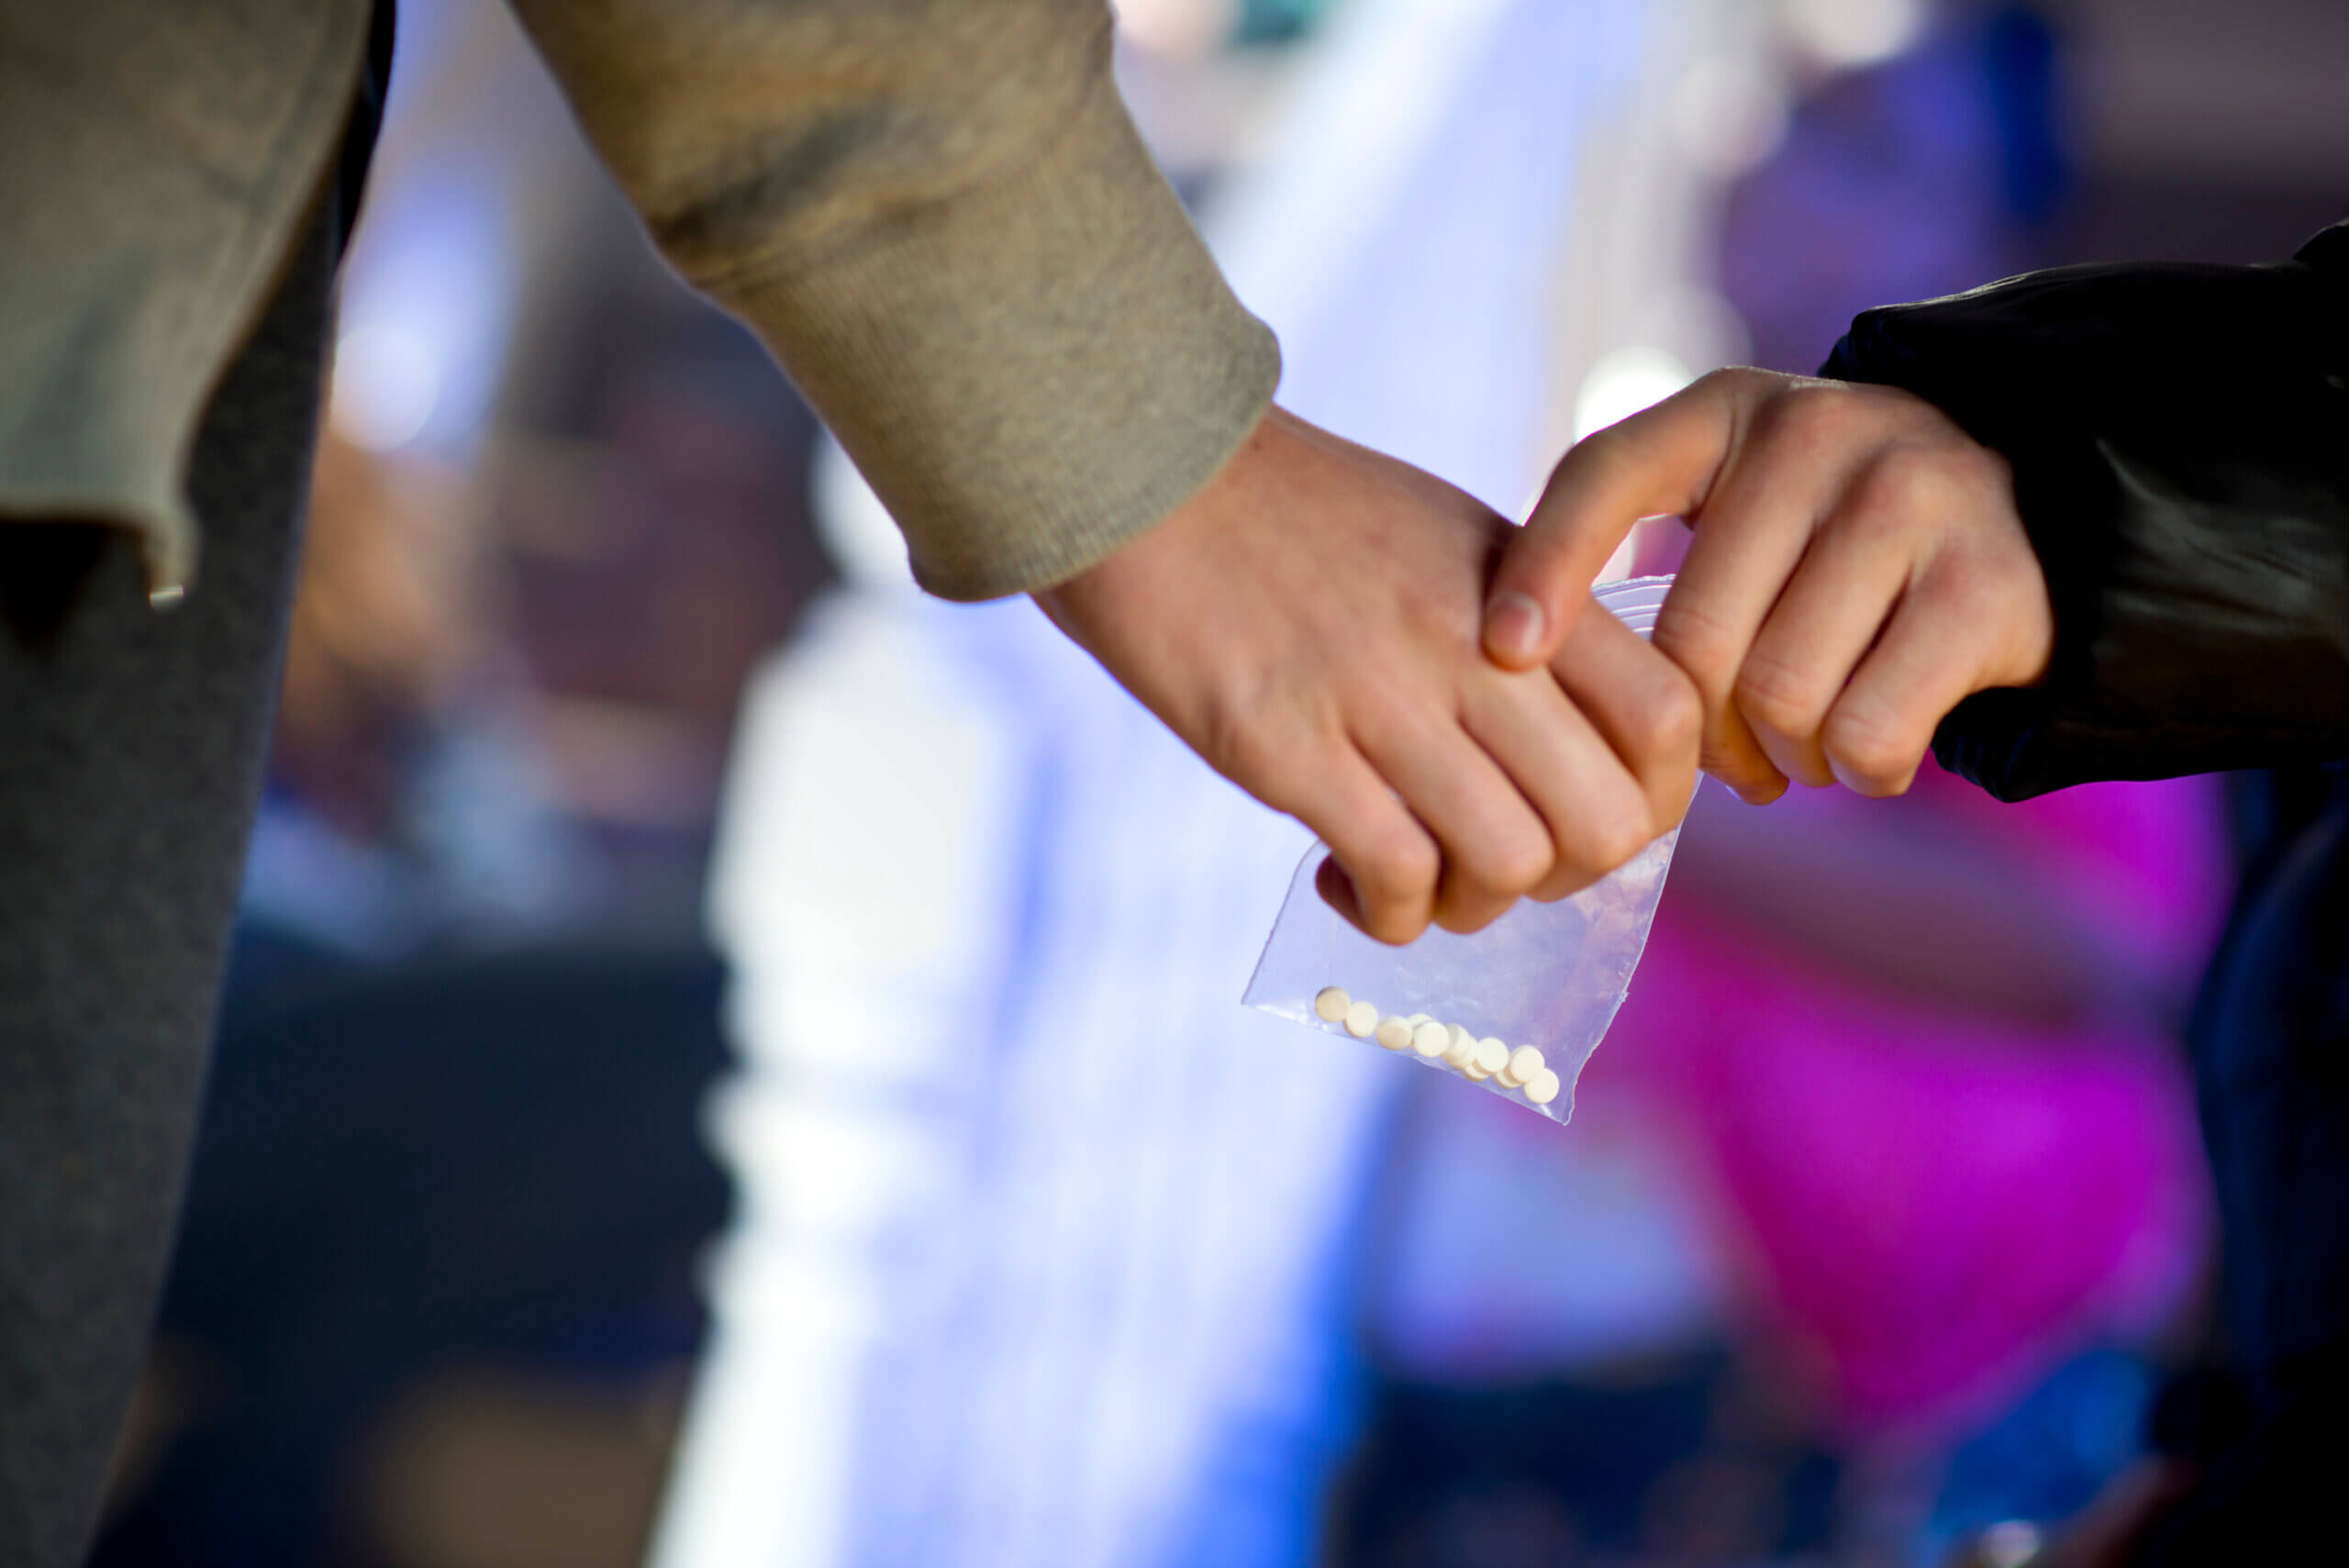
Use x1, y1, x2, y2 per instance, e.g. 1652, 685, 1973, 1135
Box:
236, 429, 576, 964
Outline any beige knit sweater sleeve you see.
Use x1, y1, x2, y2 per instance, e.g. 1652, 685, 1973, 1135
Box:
508, 0, 1281, 600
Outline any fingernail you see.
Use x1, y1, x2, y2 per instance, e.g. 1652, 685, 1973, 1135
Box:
1484, 593, 1545, 662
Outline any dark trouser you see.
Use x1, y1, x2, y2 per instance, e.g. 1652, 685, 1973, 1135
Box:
0, 202, 340, 1568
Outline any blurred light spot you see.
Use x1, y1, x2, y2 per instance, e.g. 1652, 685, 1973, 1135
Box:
1980, 1518, 2044, 1568
1783, 0, 1928, 69
330, 323, 441, 451
1573, 345, 1693, 441
1651, 286, 1753, 373
1117, 0, 1237, 60
1672, 55, 1788, 177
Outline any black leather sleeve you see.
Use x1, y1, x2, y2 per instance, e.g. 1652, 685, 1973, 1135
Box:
1820, 221, 2349, 802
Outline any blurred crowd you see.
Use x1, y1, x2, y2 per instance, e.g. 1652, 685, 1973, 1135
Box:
87, 2, 2348, 1566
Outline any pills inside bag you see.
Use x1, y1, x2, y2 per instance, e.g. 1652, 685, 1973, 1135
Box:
1242, 576, 1681, 1125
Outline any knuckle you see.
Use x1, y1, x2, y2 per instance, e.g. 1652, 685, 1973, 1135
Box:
1627, 666, 1705, 762
1820, 701, 1918, 790
1854, 444, 1958, 519
1733, 651, 1826, 735
1833, 487, 1917, 553
1964, 540, 2043, 605
1562, 788, 1653, 878
1358, 826, 1441, 906
1212, 722, 1286, 805
1955, 439, 2015, 498
1698, 365, 1770, 406
1566, 421, 1631, 477
1918, 546, 2024, 628
1545, 434, 1590, 484
1648, 598, 1743, 695
1586, 811, 1653, 874
1397, 587, 1474, 653
1198, 678, 1311, 799
1466, 823, 1553, 899
1353, 871, 1431, 944
1987, 556, 2052, 629
1931, 550, 1998, 607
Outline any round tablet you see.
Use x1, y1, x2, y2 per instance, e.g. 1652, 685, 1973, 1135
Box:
1442, 1025, 1477, 1068
1472, 1037, 1509, 1076
1507, 1045, 1546, 1084
1343, 999, 1379, 1039
1525, 1066, 1563, 1106
1315, 986, 1352, 1023
1375, 1015, 1415, 1051
1462, 1058, 1494, 1082
1411, 1020, 1450, 1058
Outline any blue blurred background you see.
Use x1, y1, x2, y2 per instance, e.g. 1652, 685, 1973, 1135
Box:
88, 3, 2349, 1566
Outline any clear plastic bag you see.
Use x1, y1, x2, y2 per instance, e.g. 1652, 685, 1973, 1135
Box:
1242, 576, 1678, 1124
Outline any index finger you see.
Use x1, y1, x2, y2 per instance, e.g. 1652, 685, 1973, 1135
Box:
1482, 369, 1760, 671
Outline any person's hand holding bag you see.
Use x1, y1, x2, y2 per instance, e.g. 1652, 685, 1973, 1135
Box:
1477, 369, 2055, 801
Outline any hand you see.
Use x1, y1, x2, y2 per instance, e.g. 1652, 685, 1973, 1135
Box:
1479, 369, 2054, 801
1034, 405, 1700, 944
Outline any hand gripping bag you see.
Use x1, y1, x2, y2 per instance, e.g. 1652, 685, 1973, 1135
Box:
1242, 577, 1678, 1123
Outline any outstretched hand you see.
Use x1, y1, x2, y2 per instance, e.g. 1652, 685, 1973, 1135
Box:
1035, 405, 1700, 945
1480, 369, 2054, 802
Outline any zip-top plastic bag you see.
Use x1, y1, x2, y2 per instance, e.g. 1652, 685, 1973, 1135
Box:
1242, 576, 1677, 1124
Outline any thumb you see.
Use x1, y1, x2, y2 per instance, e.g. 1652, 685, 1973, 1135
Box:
1482, 373, 1746, 671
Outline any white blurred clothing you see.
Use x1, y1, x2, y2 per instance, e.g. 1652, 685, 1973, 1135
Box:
661, 587, 1380, 1568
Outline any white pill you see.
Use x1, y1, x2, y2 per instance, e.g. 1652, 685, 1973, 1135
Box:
1442, 1025, 1477, 1068
1343, 1000, 1379, 1038
1496, 1044, 1542, 1089
1462, 1057, 1494, 1082
1315, 986, 1352, 1023
1472, 1037, 1509, 1077
1525, 1066, 1563, 1106
1406, 1013, 1432, 1029
1499, 1045, 1546, 1089
1411, 1020, 1450, 1058
1375, 1015, 1415, 1051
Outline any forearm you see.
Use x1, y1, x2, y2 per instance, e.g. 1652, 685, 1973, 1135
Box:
507, 0, 1277, 600
1824, 222, 2349, 800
